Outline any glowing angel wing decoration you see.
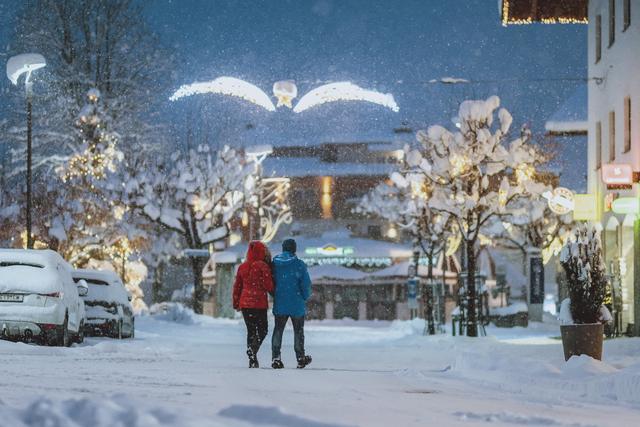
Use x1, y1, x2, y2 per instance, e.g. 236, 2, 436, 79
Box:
169, 77, 276, 111
293, 82, 399, 113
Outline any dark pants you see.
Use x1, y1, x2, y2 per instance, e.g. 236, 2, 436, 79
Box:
242, 309, 268, 356
272, 315, 305, 360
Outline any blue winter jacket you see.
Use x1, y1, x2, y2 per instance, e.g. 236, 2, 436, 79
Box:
272, 251, 312, 317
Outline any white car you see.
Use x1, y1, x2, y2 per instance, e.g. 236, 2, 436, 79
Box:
72, 269, 134, 339
0, 249, 86, 346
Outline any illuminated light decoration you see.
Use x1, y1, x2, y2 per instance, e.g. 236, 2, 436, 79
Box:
258, 177, 292, 243
611, 197, 640, 215
293, 82, 399, 113
515, 163, 535, 183
572, 194, 598, 221
169, 77, 277, 111
601, 163, 633, 185
542, 187, 575, 215
272, 80, 297, 108
500, 0, 588, 27
170, 78, 400, 113
450, 154, 470, 177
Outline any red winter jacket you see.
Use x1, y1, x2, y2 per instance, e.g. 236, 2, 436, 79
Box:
232, 241, 274, 310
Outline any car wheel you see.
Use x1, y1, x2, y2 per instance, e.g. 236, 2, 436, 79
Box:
117, 319, 123, 340
130, 318, 135, 339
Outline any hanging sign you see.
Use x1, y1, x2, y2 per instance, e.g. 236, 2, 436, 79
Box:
602, 163, 633, 187
572, 194, 598, 221
543, 187, 574, 215
611, 197, 640, 215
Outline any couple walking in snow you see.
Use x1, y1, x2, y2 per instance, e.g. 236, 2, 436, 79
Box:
232, 238, 313, 369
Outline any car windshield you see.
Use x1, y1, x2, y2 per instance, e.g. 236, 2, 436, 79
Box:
0, 261, 44, 268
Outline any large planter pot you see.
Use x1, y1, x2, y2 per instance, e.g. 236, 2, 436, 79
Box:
560, 323, 604, 361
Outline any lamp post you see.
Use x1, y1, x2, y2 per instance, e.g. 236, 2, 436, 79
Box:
6, 53, 46, 249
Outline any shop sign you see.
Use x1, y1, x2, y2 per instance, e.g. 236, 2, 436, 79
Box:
305, 245, 355, 256
572, 194, 597, 221
602, 163, 633, 185
611, 197, 640, 215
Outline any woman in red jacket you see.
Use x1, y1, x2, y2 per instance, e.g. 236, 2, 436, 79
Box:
232, 241, 274, 368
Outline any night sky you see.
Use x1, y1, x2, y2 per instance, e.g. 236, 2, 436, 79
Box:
1, 0, 587, 190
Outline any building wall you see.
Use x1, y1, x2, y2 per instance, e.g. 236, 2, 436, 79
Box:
588, 0, 640, 335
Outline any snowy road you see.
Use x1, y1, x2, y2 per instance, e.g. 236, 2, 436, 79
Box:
1, 309, 640, 427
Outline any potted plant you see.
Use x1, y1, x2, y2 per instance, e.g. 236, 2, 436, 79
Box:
558, 227, 611, 361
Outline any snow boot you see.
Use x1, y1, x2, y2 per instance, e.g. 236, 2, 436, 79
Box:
296, 355, 312, 369
247, 350, 259, 368
272, 358, 284, 369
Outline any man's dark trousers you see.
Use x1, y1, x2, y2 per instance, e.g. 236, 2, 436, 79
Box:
272, 315, 304, 360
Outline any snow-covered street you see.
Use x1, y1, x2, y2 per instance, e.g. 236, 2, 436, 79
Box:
2, 309, 639, 427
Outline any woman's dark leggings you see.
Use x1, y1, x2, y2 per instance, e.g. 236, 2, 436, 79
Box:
242, 309, 268, 356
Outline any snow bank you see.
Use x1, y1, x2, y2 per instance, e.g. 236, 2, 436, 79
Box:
0, 395, 217, 427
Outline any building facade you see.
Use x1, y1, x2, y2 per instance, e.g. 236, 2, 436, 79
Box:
587, 0, 640, 336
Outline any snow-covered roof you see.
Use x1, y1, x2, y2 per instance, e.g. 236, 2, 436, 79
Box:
262, 157, 395, 178
308, 264, 369, 281
545, 85, 588, 135
369, 261, 457, 279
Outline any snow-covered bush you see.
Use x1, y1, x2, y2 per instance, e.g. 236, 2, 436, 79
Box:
559, 227, 608, 325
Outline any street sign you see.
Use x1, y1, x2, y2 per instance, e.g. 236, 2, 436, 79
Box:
529, 257, 544, 305
407, 277, 419, 309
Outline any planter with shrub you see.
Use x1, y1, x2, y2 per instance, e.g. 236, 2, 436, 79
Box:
558, 227, 611, 361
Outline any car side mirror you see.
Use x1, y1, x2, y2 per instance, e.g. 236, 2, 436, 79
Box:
77, 279, 89, 297
127, 295, 132, 302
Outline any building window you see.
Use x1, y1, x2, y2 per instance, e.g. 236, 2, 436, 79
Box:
368, 225, 381, 240
596, 15, 602, 62
609, 111, 616, 162
596, 121, 602, 169
624, 97, 631, 152
624, 0, 631, 30
609, 0, 616, 47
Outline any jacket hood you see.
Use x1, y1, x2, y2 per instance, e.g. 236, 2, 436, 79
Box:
273, 251, 297, 264
245, 241, 267, 264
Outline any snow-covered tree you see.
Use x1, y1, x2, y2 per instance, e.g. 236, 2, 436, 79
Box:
123, 145, 256, 314
411, 96, 547, 336
358, 171, 453, 334
5, 0, 174, 175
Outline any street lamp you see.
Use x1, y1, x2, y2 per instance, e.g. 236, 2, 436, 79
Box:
6, 53, 46, 249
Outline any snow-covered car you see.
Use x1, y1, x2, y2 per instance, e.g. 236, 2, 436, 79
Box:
72, 269, 134, 339
0, 249, 86, 346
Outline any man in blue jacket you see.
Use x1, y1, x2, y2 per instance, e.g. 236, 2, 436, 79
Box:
271, 238, 312, 369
